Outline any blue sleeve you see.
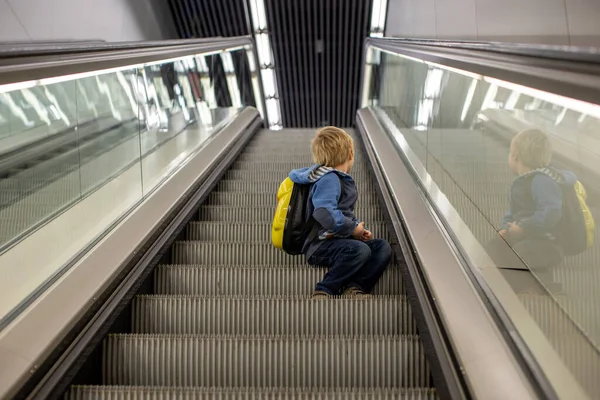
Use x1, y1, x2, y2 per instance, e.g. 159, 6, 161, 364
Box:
517, 175, 563, 236
311, 174, 357, 237
501, 187, 513, 229
501, 209, 512, 229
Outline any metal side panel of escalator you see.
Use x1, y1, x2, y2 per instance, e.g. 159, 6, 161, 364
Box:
61, 128, 438, 399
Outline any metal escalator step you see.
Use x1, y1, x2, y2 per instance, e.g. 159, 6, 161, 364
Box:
67, 386, 438, 399
103, 334, 430, 388
236, 154, 366, 162
231, 161, 368, 172
172, 242, 306, 265
197, 206, 385, 223
154, 265, 405, 296
185, 221, 391, 242
224, 169, 374, 181
132, 295, 415, 335
206, 192, 381, 207
215, 179, 377, 193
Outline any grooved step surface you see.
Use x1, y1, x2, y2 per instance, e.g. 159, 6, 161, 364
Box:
197, 206, 385, 223
66, 386, 438, 399
102, 335, 430, 388
132, 295, 415, 335
231, 161, 368, 172
154, 265, 405, 296
215, 180, 378, 193
185, 222, 392, 242
206, 192, 381, 207
224, 169, 375, 181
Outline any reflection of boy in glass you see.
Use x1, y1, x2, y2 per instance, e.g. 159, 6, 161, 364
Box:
487, 129, 577, 287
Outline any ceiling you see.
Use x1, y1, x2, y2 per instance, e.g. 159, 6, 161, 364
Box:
166, 0, 373, 128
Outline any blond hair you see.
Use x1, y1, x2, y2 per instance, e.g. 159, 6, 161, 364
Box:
512, 129, 553, 169
311, 126, 354, 167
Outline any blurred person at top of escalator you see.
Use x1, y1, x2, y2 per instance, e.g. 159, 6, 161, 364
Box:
487, 128, 583, 283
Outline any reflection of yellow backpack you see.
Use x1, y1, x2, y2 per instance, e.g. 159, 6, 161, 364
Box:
562, 181, 595, 255
575, 181, 595, 249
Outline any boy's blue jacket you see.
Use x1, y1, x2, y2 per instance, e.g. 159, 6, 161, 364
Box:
289, 165, 359, 258
503, 166, 577, 240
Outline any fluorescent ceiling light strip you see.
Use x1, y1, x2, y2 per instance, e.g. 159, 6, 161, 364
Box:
248, 0, 279, 127
481, 84, 498, 110
221, 52, 235, 73
461, 79, 478, 121
256, 0, 268, 29
249, 0, 261, 30
370, 0, 382, 29
505, 91, 521, 110
484, 76, 600, 119
261, 69, 276, 97
376, 47, 482, 79
378, 0, 388, 28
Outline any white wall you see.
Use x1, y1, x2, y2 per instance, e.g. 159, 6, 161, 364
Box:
0, 0, 176, 43
385, 0, 600, 47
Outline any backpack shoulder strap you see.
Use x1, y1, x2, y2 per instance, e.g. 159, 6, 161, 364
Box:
306, 172, 345, 243
335, 172, 345, 201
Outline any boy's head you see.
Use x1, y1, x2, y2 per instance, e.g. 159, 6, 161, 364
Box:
311, 126, 355, 173
509, 129, 553, 175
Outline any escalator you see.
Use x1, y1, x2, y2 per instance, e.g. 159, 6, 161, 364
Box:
65, 128, 437, 399
3, 35, 600, 400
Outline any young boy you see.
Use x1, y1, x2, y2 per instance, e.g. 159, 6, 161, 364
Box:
487, 128, 577, 281
287, 126, 392, 298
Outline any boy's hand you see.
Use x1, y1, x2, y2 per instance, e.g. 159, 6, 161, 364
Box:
352, 222, 365, 239
507, 222, 524, 240
361, 229, 373, 241
499, 229, 508, 238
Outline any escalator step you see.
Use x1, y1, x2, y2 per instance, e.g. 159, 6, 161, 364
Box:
171, 242, 400, 266
102, 334, 430, 388
236, 154, 366, 162
132, 295, 414, 335
231, 161, 368, 172
215, 180, 378, 193
197, 206, 385, 223
206, 192, 381, 207
224, 169, 374, 181
185, 221, 391, 242
172, 242, 313, 265
66, 386, 438, 399
154, 265, 405, 296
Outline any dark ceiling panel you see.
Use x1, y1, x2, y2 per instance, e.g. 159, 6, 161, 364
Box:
167, 0, 372, 128
265, 0, 372, 128
167, 0, 251, 38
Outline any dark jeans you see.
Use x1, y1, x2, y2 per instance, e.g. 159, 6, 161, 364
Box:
307, 238, 392, 295
486, 237, 564, 270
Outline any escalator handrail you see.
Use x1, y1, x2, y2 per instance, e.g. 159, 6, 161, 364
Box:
362, 37, 600, 107
367, 37, 600, 62
0, 36, 255, 85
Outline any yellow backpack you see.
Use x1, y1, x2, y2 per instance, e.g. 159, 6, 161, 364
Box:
272, 174, 344, 255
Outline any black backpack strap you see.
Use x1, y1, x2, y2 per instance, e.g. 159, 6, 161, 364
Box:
306, 173, 345, 243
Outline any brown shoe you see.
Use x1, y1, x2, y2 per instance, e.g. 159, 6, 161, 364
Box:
342, 287, 372, 298
311, 290, 331, 299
